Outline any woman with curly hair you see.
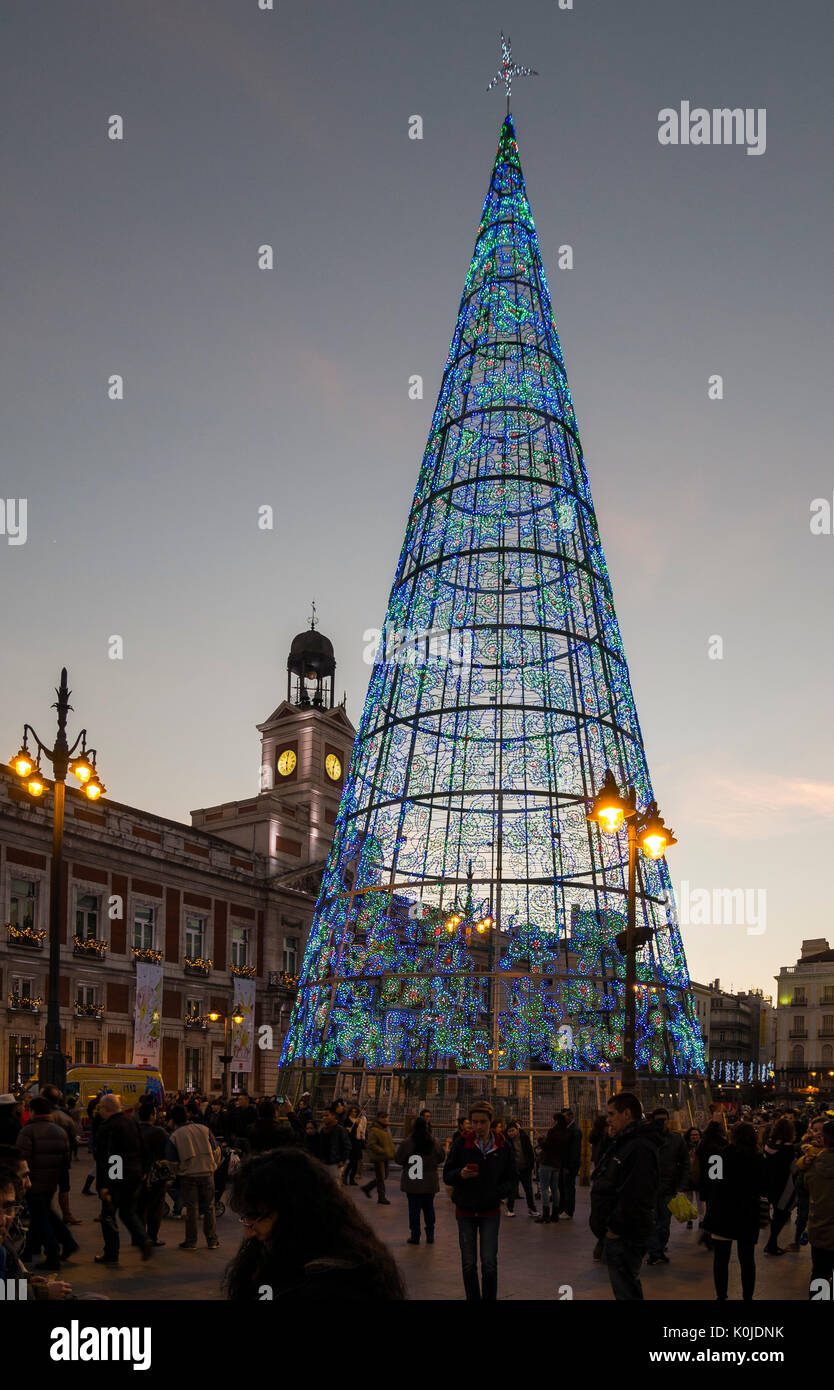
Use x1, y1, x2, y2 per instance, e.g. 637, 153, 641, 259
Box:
222, 1148, 405, 1301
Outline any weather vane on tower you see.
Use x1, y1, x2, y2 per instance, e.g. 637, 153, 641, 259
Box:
487, 33, 538, 117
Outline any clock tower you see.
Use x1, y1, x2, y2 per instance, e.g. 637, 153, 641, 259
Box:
190, 619, 355, 884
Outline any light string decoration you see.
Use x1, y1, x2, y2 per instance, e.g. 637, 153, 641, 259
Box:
282, 115, 705, 1080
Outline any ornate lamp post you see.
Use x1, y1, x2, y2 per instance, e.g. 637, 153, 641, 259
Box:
587, 769, 677, 1091
207, 1010, 245, 1101
9, 669, 106, 1092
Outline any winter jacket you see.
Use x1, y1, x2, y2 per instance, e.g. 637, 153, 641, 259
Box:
395, 1135, 445, 1193
95, 1112, 145, 1185
705, 1147, 765, 1244
697, 1131, 728, 1203
803, 1148, 834, 1249
589, 1120, 662, 1244
315, 1124, 350, 1166
443, 1129, 517, 1214
205, 1108, 231, 1142
563, 1121, 582, 1173
139, 1120, 168, 1170
229, 1105, 258, 1139
685, 1145, 701, 1191
653, 1125, 691, 1195
507, 1129, 536, 1173
537, 1124, 570, 1167
16, 1116, 70, 1195
0, 1109, 22, 1145
763, 1141, 796, 1210
246, 1118, 294, 1154
365, 1122, 396, 1164
165, 1121, 220, 1177
346, 1116, 367, 1150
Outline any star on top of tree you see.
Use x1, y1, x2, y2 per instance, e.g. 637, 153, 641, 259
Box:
487, 33, 538, 116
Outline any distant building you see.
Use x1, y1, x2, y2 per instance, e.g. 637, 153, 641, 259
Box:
774, 938, 834, 1099
0, 625, 355, 1094
690, 979, 775, 1091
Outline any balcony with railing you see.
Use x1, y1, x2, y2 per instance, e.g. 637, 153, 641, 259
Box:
267, 970, 299, 995
5, 923, 46, 950
789, 1029, 808, 1038
183, 957, 212, 978
7, 992, 43, 1014
73, 936, 108, 961
132, 947, 164, 965
74, 1002, 104, 1021
184, 1014, 209, 1031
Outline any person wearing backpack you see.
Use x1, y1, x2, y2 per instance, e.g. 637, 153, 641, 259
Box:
395, 1116, 445, 1244
136, 1099, 170, 1247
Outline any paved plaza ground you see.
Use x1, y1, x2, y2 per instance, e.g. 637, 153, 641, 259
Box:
50, 1162, 812, 1302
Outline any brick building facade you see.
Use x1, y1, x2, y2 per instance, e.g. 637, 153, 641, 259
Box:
1, 629, 355, 1093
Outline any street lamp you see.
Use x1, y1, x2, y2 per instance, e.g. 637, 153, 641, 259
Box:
587, 769, 677, 1092
8, 669, 107, 1092
207, 1010, 245, 1101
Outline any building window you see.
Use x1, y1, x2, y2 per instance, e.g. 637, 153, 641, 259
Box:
186, 997, 202, 1020
133, 906, 155, 952
7, 1034, 37, 1089
822, 1044, 834, 1066
823, 987, 834, 1005
184, 1047, 202, 1091
11, 975, 34, 1000
283, 936, 299, 974
76, 893, 100, 940
231, 927, 249, 970
185, 916, 205, 958
76, 984, 98, 1009
793, 1015, 805, 1033
74, 1039, 99, 1065
9, 877, 36, 930
793, 990, 807, 1005
822, 1014, 834, 1035
790, 1044, 804, 1067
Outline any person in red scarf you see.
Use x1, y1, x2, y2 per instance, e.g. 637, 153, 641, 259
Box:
442, 1100, 517, 1300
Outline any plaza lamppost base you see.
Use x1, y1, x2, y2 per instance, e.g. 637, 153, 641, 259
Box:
38, 1047, 67, 1094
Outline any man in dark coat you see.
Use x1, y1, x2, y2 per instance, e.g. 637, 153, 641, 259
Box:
590, 1093, 662, 1300
16, 1095, 75, 1269
443, 1100, 517, 1300
559, 1107, 583, 1219
645, 1107, 691, 1264
94, 1096, 153, 1264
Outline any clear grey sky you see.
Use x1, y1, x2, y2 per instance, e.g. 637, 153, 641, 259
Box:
1, 0, 831, 1002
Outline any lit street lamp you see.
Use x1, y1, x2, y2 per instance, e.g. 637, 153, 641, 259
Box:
9, 669, 107, 1092
587, 769, 677, 1091
207, 1010, 245, 1100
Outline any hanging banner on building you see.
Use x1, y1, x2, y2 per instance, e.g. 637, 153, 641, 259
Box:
231, 976, 255, 1073
132, 962, 163, 1068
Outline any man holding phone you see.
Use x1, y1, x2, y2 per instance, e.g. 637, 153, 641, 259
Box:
442, 1101, 516, 1300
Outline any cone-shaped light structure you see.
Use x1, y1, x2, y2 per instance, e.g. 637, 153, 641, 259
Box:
282, 117, 704, 1079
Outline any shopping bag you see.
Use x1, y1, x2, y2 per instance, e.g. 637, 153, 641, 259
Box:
667, 1192, 698, 1223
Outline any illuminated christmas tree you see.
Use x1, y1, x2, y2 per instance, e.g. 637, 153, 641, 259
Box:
281, 107, 705, 1088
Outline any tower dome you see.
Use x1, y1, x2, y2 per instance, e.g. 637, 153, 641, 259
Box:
287, 618, 336, 708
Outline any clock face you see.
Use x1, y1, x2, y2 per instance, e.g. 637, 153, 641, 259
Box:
276, 749, 297, 777
325, 753, 342, 782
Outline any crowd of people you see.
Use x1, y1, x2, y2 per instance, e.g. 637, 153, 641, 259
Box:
587, 1095, 834, 1301
0, 1082, 831, 1302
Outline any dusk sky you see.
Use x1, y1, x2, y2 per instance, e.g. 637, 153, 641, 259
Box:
2, 0, 831, 1000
